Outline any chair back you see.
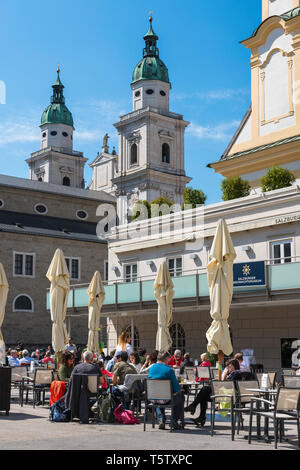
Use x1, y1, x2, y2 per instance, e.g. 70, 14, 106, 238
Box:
250, 364, 264, 373
283, 376, 300, 388
146, 379, 172, 401
237, 380, 260, 403
124, 374, 145, 390
210, 368, 219, 380
268, 372, 276, 389
185, 367, 196, 382
211, 380, 236, 403
11, 367, 28, 383
282, 369, 296, 376
256, 373, 264, 387
87, 375, 99, 394
276, 387, 300, 412
196, 366, 211, 380
34, 369, 54, 385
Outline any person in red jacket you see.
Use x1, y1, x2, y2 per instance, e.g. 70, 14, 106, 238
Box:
196, 353, 212, 382
168, 350, 183, 368
98, 361, 113, 390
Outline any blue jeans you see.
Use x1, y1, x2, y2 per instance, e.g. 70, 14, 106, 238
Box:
155, 392, 184, 423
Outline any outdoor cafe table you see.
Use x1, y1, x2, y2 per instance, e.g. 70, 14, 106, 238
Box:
245, 388, 278, 443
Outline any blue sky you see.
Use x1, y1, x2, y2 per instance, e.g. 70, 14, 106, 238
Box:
0, 0, 261, 203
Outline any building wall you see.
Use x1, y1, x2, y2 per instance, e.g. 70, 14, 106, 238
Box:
106, 304, 300, 370
1, 231, 108, 348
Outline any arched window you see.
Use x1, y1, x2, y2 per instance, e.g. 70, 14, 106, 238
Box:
130, 143, 138, 165
13, 294, 34, 312
162, 143, 170, 164
169, 323, 185, 355
124, 325, 140, 351
63, 176, 71, 187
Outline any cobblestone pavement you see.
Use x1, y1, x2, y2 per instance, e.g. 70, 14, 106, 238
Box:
0, 391, 298, 451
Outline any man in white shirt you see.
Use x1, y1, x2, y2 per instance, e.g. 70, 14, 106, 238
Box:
19, 349, 36, 365
64, 337, 77, 354
8, 350, 20, 367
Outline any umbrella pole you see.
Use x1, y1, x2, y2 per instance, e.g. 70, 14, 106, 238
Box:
218, 351, 224, 381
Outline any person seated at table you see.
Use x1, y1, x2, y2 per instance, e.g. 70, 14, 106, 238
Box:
111, 351, 137, 406
180, 353, 194, 374
97, 361, 113, 390
138, 348, 147, 365
41, 351, 54, 366
8, 350, 20, 367
129, 352, 142, 373
185, 358, 241, 427
148, 350, 184, 430
64, 337, 77, 354
140, 350, 158, 374
57, 352, 75, 383
168, 350, 183, 368
19, 349, 36, 365
105, 349, 116, 372
196, 353, 212, 383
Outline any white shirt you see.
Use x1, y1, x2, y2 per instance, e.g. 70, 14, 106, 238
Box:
114, 343, 133, 358
65, 344, 77, 353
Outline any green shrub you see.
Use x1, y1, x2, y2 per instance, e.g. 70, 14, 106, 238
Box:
260, 166, 295, 192
221, 176, 251, 201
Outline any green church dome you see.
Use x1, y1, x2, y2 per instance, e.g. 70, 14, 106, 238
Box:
41, 68, 74, 128
133, 56, 170, 84
132, 18, 170, 85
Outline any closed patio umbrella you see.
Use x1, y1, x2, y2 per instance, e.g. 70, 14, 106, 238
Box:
46, 249, 70, 362
0, 264, 9, 365
154, 262, 174, 352
87, 271, 106, 354
206, 219, 236, 379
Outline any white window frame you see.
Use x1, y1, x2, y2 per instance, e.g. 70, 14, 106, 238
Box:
13, 294, 34, 313
269, 238, 293, 264
124, 262, 138, 283
167, 256, 183, 277
13, 252, 36, 278
65, 257, 81, 281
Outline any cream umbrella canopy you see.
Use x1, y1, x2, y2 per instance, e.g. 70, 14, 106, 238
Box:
206, 219, 236, 379
155, 262, 175, 352
46, 249, 70, 356
0, 264, 9, 365
87, 271, 106, 354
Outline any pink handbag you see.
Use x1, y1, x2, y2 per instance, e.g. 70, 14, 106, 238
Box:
113, 404, 140, 424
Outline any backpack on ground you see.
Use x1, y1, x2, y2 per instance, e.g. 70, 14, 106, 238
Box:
49, 396, 71, 423
113, 404, 140, 425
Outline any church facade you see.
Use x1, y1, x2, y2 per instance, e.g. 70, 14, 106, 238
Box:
89, 18, 191, 222
209, 0, 300, 192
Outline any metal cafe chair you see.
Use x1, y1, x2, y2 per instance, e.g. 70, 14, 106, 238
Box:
124, 374, 146, 416
283, 376, 300, 388
210, 380, 237, 441
20, 368, 54, 408
234, 380, 261, 435
196, 366, 212, 382
144, 379, 183, 432
248, 387, 300, 449
185, 367, 197, 407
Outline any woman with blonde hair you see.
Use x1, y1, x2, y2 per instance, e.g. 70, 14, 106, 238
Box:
114, 331, 133, 358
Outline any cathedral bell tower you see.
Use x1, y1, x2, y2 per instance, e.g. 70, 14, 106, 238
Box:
26, 68, 87, 188
111, 16, 191, 220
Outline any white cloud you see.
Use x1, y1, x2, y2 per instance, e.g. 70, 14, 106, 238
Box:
0, 122, 39, 146
172, 88, 249, 102
188, 120, 240, 141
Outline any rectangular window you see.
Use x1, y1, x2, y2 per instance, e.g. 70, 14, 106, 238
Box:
167, 257, 182, 277
104, 260, 109, 282
270, 239, 292, 264
13, 252, 35, 277
124, 263, 138, 283
65, 257, 80, 281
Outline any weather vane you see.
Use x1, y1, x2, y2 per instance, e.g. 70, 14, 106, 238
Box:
149, 10, 153, 23
57, 63, 61, 74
